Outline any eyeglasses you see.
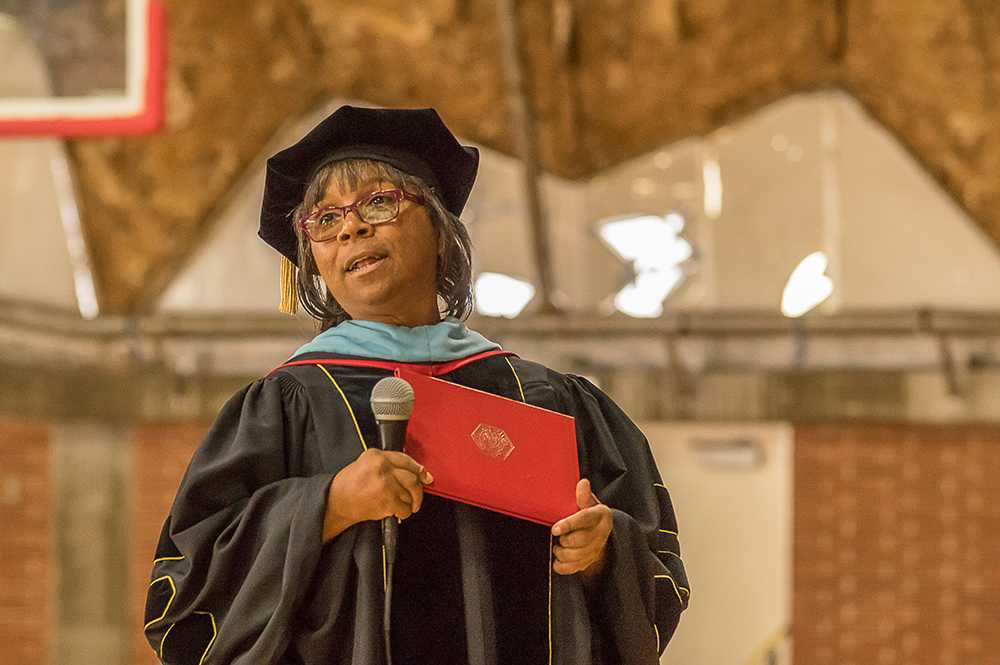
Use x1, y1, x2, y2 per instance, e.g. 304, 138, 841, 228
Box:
299, 188, 425, 242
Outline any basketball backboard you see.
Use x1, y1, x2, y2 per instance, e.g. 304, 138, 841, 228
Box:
0, 0, 164, 136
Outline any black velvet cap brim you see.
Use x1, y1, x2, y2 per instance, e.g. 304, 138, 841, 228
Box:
259, 105, 480, 265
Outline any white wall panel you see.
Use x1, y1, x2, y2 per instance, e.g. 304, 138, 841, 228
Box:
644, 422, 793, 665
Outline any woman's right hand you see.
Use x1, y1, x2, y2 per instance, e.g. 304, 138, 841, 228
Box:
322, 449, 434, 542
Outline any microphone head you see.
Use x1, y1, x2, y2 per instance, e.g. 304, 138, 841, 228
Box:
370, 376, 415, 421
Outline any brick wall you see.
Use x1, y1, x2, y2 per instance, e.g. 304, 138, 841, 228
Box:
129, 424, 206, 665
0, 419, 52, 665
794, 424, 1000, 665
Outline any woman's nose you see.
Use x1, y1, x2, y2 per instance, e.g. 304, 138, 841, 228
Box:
337, 212, 373, 242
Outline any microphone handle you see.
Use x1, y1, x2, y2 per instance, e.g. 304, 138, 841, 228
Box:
377, 420, 408, 453
381, 517, 398, 564
377, 419, 409, 566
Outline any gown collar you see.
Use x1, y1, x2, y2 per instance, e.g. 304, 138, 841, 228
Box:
291, 316, 500, 363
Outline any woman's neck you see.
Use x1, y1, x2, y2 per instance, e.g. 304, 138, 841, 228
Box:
349, 303, 441, 328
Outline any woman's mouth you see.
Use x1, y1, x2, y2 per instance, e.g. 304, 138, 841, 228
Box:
347, 255, 386, 275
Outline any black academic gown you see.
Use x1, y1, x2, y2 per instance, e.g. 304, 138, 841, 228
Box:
144, 354, 689, 665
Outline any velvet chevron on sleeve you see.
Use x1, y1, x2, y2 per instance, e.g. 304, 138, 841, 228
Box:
143, 375, 338, 665
558, 373, 691, 661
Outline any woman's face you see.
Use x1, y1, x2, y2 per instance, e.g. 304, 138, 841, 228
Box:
308, 173, 441, 326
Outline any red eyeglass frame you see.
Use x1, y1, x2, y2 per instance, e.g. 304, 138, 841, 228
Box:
298, 188, 426, 242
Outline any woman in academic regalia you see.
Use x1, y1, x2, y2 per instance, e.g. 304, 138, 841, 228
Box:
144, 106, 689, 665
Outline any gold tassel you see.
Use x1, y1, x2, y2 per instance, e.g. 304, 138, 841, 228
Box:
279, 255, 298, 315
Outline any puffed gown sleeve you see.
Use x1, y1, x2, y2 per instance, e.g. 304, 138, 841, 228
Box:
560, 374, 691, 663
143, 373, 337, 665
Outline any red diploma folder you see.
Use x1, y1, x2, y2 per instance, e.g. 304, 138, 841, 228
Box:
398, 368, 580, 526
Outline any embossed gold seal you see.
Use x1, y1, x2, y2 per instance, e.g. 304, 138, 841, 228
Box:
470, 424, 515, 460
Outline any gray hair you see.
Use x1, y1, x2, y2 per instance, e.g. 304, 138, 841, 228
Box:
291, 158, 474, 330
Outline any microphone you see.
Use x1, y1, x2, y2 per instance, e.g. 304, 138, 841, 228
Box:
370, 376, 414, 665
370, 376, 415, 566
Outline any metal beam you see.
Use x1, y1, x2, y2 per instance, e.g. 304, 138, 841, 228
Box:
6, 299, 1000, 341
496, 0, 559, 313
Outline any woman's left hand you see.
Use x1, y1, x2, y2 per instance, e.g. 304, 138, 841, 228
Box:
551, 479, 613, 578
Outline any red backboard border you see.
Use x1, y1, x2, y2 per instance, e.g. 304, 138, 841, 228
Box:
0, 0, 166, 137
